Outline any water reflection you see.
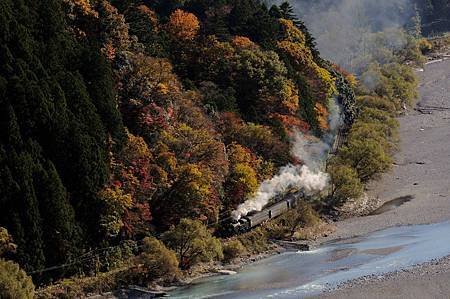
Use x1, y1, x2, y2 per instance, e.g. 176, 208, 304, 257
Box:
169, 221, 450, 298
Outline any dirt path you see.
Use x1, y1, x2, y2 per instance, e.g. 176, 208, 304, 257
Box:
313, 59, 450, 298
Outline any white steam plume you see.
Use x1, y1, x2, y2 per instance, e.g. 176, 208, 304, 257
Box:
328, 98, 343, 132
268, 0, 414, 74
231, 164, 329, 220
231, 99, 342, 220
231, 125, 338, 220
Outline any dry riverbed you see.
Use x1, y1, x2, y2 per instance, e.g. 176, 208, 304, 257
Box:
317, 256, 450, 299
313, 58, 450, 298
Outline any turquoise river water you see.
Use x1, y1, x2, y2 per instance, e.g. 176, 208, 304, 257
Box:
169, 221, 450, 298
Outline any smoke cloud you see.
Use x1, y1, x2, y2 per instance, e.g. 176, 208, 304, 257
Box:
231, 99, 342, 220
269, 0, 414, 73
231, 164, 329, 220
232, 0, 414, 219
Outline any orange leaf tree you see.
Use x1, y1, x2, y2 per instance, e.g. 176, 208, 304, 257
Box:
166, 9, 200, 40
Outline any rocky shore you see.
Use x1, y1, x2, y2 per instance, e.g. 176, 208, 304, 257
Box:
98, 58, 450, 299
312, 57, 450, 298
156, 58, 450, 299
316, 256, 450, 299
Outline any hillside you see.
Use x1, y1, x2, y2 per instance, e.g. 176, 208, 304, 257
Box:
0, 0, 355, 277
0, 0, 434, 296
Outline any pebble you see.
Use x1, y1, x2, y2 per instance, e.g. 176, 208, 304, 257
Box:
327, 255, 450, 293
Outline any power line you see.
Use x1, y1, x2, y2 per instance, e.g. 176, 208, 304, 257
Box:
26, 203, 238, 275
26, 217, 231, 275
27, 241, 146, 275
422, 19, 450, 28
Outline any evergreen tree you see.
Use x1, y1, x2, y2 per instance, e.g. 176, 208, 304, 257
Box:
228, 0, 280, 48
80, 47, 126, 148
33, 157, 81, 269
0, 0, 125, 274
271, 2, 319, 57
0, 106, 46, 272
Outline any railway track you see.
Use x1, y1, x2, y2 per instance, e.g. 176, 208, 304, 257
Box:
330, 127, 347, 155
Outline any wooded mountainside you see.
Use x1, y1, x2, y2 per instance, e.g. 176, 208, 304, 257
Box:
0, 0, 348, 277
0, 0, 444, 289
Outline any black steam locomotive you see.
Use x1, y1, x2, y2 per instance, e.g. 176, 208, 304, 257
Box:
224, 189, 304, 235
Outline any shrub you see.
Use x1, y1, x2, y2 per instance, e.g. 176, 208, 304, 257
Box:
360, 63, 418, 108
264, 220, 287, 240
99, 240, 138, 272
135, 237, 179, 282
358, 107, 399, 140
348, 121, 396, 152
417, 38, 432, 54
328, 164, 364, 207
429, 35, 450, 53
222, 239, 246, 262
399, 35, 428, 65
339, 138, 392, 182
275, 202, 321, 238
359, 107, 398, 127
37, 269, 122, 298
162, 219, 223, 270
238, 227, 270, 254
356, 95, 396, 114
0, 259, 35, 299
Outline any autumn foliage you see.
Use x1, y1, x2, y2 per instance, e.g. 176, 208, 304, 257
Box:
277, 19, 336, 104
0, 0, 353, 283
231, 36, 257, 49
314, 103, 330, 130
166, 9, 200, 40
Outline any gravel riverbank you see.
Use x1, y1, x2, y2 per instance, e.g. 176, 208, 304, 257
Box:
312, 58, 450, 298
316, 256, 450, 299
120, 59, 449, 299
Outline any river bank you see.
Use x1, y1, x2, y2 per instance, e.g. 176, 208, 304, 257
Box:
77, 57, 450, 299
312, 57, 450, 298
315, 57, 450, 244
317, 255, 450, 299
169, 221, 450, 298
143, 57, 450, 299
161, 58, 450, 299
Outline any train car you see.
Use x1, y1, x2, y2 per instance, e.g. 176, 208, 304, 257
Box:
246, 211, 268, 227
224, 190, 305, 235
266, 200, 289, 220
329, 127, 348, 155
267, 188, 299, 206
247, 192, 298, 228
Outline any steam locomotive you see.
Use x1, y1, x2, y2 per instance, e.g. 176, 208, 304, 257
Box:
224, 189, 304, 235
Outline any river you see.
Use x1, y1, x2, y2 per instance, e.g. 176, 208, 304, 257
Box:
165, 59, 450, 299
168, 221, 450, 298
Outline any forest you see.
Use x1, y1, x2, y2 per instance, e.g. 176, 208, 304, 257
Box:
415, 0, 450, 35
0, 0, 445, 297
